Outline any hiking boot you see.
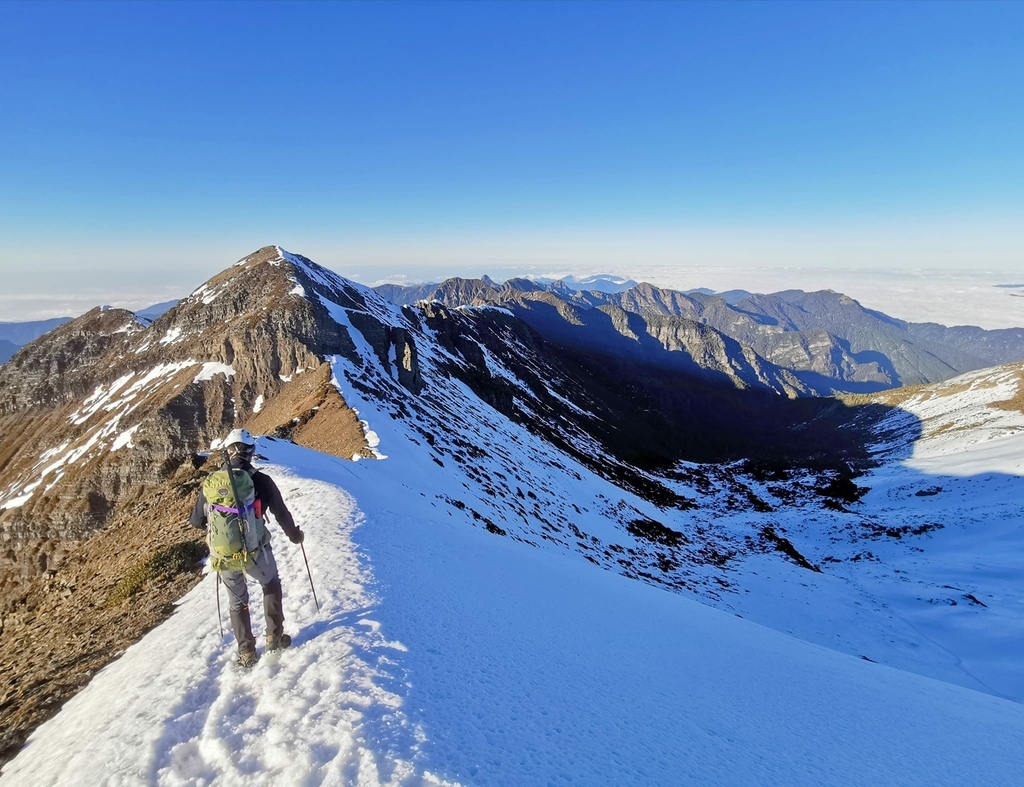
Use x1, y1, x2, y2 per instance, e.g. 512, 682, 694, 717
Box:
236, 648, 259, 668
267, 634, 292, 652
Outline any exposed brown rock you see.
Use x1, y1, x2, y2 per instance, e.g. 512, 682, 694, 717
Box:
246, 362, 371, 459
0, 477, 206, 765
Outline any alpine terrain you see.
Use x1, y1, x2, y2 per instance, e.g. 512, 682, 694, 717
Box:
1, 247, 1022, 784
0, 320, 74, 366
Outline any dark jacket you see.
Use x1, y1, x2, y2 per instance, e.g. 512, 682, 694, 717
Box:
189, 458, 299, 539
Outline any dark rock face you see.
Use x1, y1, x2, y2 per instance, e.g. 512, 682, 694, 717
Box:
391, 326, 423, 394
417, 301, 868, 471
395, 281, 808, 396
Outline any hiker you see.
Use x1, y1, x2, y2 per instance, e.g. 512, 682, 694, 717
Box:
189, 428, 304, 667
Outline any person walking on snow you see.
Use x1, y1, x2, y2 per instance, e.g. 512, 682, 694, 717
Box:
189, 428, 304, 667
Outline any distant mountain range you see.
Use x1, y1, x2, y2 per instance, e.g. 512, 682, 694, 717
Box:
375, 277, 1024, 394
8, 276, 1021, 394
0, 341, 17, 366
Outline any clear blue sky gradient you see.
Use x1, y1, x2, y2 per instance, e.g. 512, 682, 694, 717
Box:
1, 0, 1022, 317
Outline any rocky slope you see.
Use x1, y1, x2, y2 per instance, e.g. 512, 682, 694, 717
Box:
379, 278, 813, 396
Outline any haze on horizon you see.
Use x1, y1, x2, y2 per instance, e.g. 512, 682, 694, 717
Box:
1, 1, 1022, 325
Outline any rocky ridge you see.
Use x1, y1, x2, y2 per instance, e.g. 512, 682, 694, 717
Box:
376, 277, 1024, 393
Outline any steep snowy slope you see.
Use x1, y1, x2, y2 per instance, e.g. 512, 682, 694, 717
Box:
666, 361, 1024, 702
283, 250, 1024, 703
5, 437, 1024, 786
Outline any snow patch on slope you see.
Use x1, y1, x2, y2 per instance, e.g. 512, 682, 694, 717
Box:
193, 362, 235, 383
0, 361, 199, 510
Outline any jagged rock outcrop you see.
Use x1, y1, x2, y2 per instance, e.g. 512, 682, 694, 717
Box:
378, 279, 808, 396
0, 308, 145, 413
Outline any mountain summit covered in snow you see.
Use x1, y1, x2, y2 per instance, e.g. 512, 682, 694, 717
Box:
1, 246, 1022, 783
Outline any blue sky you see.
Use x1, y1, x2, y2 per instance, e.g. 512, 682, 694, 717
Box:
1, 0, 1022, 319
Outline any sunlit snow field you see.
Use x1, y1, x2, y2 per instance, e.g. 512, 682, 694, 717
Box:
4, 435, 1024, 786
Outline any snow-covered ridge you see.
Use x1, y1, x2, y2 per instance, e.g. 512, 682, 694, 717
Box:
6, 438, 1024, 785
276, 246, 406, 327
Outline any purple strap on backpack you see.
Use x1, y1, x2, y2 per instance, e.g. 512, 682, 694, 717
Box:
211, 503, 253, 515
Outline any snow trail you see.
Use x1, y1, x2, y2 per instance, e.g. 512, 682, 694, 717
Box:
6, 439, 1024, 785
1, 467, 447, 786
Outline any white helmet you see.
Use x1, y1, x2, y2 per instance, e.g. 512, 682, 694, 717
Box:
225, 428, 256, 447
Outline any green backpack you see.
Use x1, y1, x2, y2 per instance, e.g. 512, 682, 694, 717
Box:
203, 465, 267, 571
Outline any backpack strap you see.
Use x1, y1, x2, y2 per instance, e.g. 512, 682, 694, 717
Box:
210, 502, 255, 515
223, 462, 258, 568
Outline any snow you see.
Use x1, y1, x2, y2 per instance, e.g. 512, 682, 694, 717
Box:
72, 372, 135, 424
886, 366, 1024, 476
912, 429, 1022, 477
253, 395, 265, 414
0, 492, 33, 510
0, 361, 198, 510
6, 437, 1024, 785
159, 326, 185, 345
193, 362, 236, 383
114, 319, 146, 334
190, 284, 225, 305
111, 425, 141, 451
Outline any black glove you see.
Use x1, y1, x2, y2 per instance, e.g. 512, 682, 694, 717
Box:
287, 528, 305, 545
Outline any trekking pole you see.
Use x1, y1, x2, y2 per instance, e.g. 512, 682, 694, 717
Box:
216, 573, 224, 637
300, 542, 320, 612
